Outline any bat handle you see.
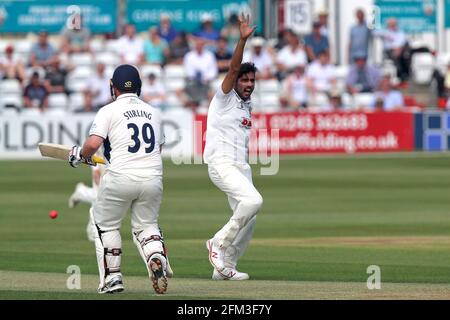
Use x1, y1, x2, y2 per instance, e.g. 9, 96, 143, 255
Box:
92, 155, 106, 165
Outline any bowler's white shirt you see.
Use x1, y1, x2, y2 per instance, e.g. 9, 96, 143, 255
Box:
204, 88, 252, 165
89, 93, 164, 180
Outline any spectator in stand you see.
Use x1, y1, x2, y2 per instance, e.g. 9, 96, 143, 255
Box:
346, 54, 381, 94
370, 75, 404, 111
374, 18, 410, 82
243, 37, 274, 80
221, 13, 241, 50
168, 31, 190, 64
23, 71, 49, 111
215, 37, 232, 75
0, 7, 4, 26
304, 21, 330, 63
0, 44, 26, 83
44, 55, 74, 95
157, 13, 178, 44
326, 90, 343, 111
348, 8, 372, 64
141, 73, 167, 110
143, 26, 169, 66
279, 65, 308, 110
306, 51, 336, 95
317, 8, 329, 37
179, 37, 218, 109
274, 29, 291, 51
60, 13, 91, 54
192, 13, 220, 45
116, 24, 144, 66
81, 63, 111, 112
30, 30, 57, 69
276, 30, 307, 81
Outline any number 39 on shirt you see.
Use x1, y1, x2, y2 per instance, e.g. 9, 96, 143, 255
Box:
127, 122, 155, 153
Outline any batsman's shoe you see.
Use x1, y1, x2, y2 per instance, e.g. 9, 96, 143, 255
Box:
149, 254, 168, 294
206, 238, 226, 272
98, 274, 124, 294
212, 268, 250, 281
68, 182, 85, 208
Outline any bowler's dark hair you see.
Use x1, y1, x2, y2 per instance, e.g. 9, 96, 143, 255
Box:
237, 62, 258, 80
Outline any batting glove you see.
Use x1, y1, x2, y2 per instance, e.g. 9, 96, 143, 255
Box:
69, 145, 83, 168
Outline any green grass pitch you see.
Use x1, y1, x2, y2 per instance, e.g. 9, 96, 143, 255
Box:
1, 153, 450, 299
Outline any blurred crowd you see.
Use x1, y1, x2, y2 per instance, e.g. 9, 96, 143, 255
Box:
0, 9, 436, 114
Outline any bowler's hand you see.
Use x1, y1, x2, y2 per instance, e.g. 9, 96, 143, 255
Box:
239, 13, 256, 40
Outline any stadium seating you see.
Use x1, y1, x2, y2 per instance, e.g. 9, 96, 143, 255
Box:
21, 108, 41, 116
0, 40, 9, 53
70, 53, 93, 67
261, 92, 280, 110
69, 92, 85, 112
0, 94, 23, 111
0, 79, 22, 95
14, 40, 32, 56
48, 93, 69, 110
164, 64, 186, 79
163, 65, 186, 93
341, 92, 353, 109
0, 106, 19, 116
0, 15, 441, 114
308, 92, 329, 107
66, 66, 92, 92
165, 93, 183, 109
95, 52, 120, 67
436, 52, 450, 75
164, 77, 185, 92
411, 52, 435, 85
89, 38, 105, 53
353, 93, 374, 109
141, 64, 163, 78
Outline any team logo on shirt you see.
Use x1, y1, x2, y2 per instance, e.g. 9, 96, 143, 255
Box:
240, 117, 252, 129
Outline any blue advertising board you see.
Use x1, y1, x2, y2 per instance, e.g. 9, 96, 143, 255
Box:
374, 0, 436, 33
0, 0, 117, 33
126, 0, 261, 33
417, 111, 450, 151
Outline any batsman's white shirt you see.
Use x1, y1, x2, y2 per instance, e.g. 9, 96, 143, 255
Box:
204, 88, 252, 165
89, 93, 164, 180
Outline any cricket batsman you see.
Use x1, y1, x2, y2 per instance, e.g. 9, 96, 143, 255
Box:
204, 13, 263, 280
68, 64, 170, 294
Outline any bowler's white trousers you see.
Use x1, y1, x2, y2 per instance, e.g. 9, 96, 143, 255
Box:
208, 162, 263, 269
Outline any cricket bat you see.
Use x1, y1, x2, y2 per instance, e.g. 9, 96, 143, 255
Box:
38, 143, 106, 166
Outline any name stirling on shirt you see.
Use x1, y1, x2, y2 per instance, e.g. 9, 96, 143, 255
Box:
123, 109, 152, 121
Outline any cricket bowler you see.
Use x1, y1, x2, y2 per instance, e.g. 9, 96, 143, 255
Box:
204, 13, 263, 280
68, 64, 169, 294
